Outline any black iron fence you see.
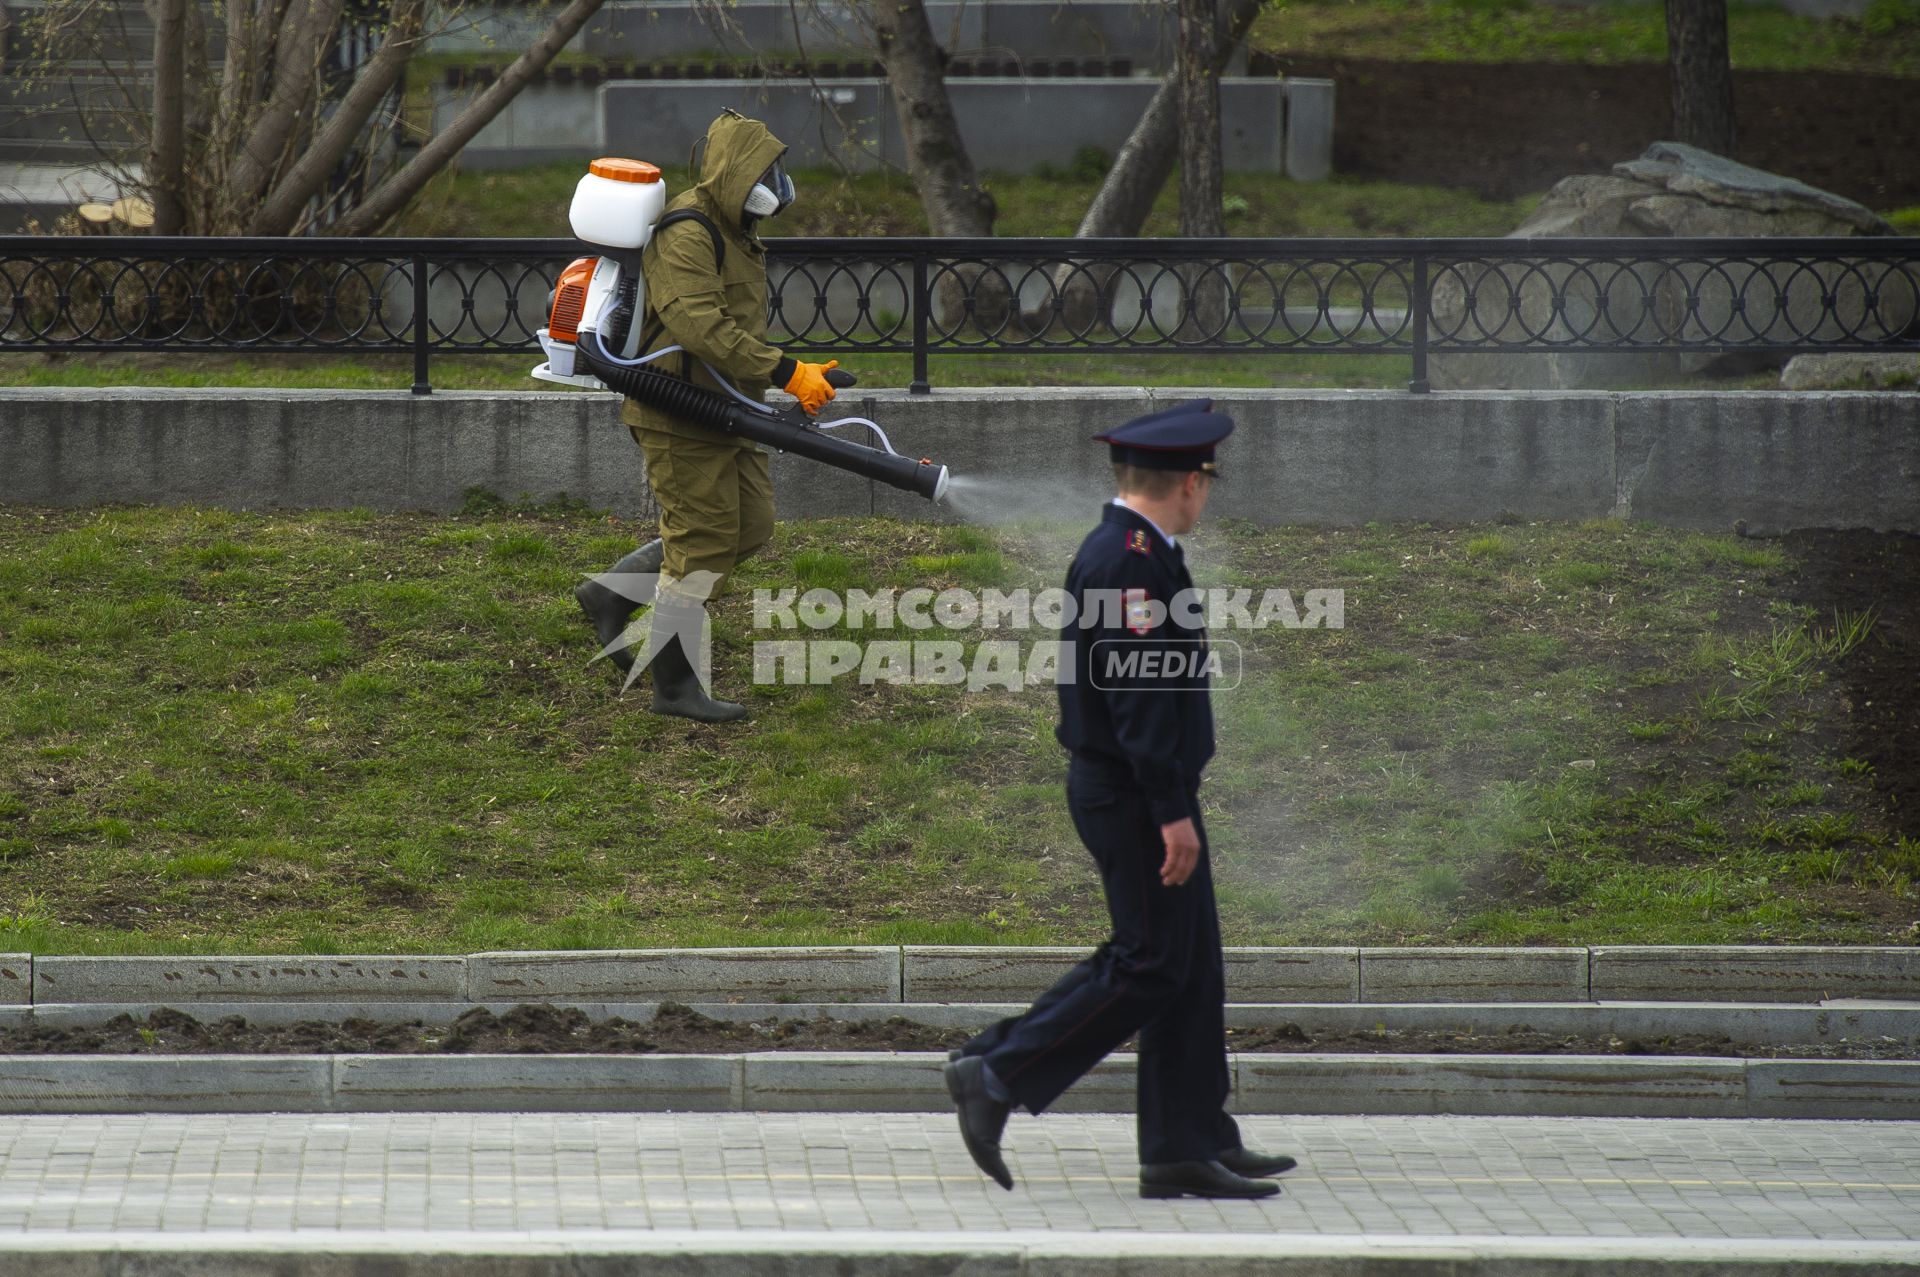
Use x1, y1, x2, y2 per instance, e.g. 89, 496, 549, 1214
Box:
3, 235, 1915, 392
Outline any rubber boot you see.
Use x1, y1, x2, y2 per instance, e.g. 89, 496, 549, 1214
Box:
575, 538, 663, 672
648, 600, 749, 723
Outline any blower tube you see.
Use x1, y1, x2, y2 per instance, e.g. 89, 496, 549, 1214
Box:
581, 347, 949, 503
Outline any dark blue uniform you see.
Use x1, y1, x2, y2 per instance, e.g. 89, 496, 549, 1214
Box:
960, 499, 1239, 1166
1056, 501, 1216, 823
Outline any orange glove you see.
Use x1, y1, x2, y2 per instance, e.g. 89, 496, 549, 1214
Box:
784, 359, 840, 415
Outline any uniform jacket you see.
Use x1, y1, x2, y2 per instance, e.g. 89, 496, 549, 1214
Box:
1055, 501, 1216, 827
620, 111, 795, 445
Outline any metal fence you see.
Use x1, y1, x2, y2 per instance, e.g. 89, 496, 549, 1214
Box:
3, 235, 1915, 392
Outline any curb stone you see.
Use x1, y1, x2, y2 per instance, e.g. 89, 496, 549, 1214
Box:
3, 1052, 1918, 1118
0, 1231, 1914, 1276
17, 946, 1920, 1006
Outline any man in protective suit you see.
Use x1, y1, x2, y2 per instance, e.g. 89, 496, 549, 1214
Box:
575, 109, 842, 722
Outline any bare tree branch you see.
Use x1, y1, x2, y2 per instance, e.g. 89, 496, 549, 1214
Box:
224, 0, 346, 208
326, 0, 608, 235
248, 0, 428, 234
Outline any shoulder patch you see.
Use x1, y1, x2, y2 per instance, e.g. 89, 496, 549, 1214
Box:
1126, 528, 1151, 555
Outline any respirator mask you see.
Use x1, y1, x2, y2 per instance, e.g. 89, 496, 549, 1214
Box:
743, 157, 796, 220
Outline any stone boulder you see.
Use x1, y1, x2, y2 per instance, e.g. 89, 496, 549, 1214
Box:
1430, 142, 1913, 390
1779, 352, 1920, 390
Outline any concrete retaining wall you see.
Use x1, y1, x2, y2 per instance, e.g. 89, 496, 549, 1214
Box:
427, 0, 1192, 69
3, 387, 1915, 535
11, 947, 1920, 1006
440, 77, 1308, 175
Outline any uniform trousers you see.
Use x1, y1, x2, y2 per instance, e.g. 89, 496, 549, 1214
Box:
961, 753, 1240, 1165
633, 424, 775, 598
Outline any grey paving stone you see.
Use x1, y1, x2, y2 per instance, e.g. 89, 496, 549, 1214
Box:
467, 948, 902, 1003
30, 956, 466, 1004
1360, 947, 1589, 1003
1591, 946, 1920, 1003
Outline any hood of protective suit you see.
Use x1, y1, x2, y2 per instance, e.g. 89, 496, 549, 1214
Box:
690, 110, 789, 235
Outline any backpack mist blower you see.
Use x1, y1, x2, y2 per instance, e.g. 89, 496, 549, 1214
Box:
530, 158, 949, 503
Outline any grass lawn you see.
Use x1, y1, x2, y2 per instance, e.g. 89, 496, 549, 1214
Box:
0, 351, 1429, 394
1252, 0, 1920, 76
0, 505, 1909, 956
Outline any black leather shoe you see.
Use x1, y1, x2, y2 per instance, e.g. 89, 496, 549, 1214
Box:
1139, 1160, 1280, 1200
1217, 1146, 1298, 1178
942, 1056, 1013, 1190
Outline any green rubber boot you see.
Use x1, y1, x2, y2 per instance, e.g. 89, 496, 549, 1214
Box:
575, 538, 663, 672
647, 599, 749, 723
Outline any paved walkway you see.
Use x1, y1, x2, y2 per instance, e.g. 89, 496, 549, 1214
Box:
0, 1113, 1916, 1243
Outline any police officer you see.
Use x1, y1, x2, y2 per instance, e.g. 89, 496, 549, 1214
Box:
575, 109, 843, 722
942, 400, 1298, 1201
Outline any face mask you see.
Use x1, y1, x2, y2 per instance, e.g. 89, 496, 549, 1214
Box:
743, 158, 795, 219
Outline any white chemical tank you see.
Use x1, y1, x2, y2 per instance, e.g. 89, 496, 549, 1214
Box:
569, 157, 667, 250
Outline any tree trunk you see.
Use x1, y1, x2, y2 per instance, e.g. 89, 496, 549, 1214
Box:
1666, 0, 1735, 156
1075, 84, 1176, 240
327, 0, 607, 235
144, 0, 186, 235
869, 0, 994, 237
224, 0, 345, 209
1177, 0, 1224, 240
248, 0, 427, 235
1076, 0, 1261, 238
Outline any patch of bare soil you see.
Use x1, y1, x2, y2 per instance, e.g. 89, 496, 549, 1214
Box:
1776, 530, 1920, 839
3, 1005, 1911, 1059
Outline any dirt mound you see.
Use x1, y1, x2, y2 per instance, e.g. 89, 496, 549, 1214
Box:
2, 1005, 1911, 1059
0, 1003, 971, 1057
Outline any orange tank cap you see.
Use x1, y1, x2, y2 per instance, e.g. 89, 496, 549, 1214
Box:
588, 158, 661, 184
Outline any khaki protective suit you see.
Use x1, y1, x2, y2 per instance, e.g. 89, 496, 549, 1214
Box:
621, 111, 793, 603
